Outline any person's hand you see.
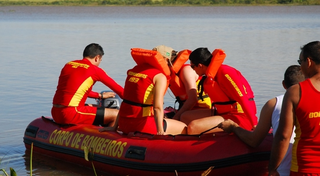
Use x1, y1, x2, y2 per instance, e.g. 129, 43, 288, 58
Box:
268, 170, 280, 176
102, 92, 116, 99
218, 119, 239, 133
157, 131, 165, 135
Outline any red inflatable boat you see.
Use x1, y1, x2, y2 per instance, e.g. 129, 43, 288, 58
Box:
24, 116, 272, 176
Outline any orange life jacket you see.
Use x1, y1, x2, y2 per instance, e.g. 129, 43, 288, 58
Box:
131, 48, 171, 77
168, 49, 191, 97
198, 49, 226, 102
206, 49, 226, 78
131, 48, 171, 88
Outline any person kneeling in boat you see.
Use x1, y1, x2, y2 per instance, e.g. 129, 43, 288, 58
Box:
51, 43, 124, 127
219, 65, 305, 176
152, 45, 212, 120
181, 47, 258, 135
100, 47, 187, 135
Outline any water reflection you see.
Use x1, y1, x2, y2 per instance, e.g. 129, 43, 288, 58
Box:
23, 149, 106, 176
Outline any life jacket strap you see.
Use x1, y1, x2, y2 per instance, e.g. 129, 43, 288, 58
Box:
212, 101, 236, 106
123, 99, 153, 107
197, 76, 207, 101
198, 95, 209, 100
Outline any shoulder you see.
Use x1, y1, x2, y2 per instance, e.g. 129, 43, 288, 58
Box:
284, 83, 301, 106
260, 97, 277, 115
180, 65, 198, 79
263, 97, 277, 111
217, 64, 238, 75
258, 97, 277, 126
180, 65, 196, 76
93, 65, 107, 74
286, 83, 300, 98
154, 72, 166, 81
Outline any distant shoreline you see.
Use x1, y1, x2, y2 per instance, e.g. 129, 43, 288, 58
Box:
1, 0, 319, 6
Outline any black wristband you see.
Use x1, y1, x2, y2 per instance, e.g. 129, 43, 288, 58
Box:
100, 93, 103, 99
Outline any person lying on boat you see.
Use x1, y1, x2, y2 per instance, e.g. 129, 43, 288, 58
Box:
152, 45, 212, 120
100, 47, 187, 135
218, 65, 305, 176
180, 47, 258, 135
51, 43, 124, 127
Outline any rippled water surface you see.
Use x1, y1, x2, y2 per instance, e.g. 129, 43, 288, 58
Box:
0, 5, 320, 175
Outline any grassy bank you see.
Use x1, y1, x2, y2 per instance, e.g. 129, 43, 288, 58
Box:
1, 0, 319, 6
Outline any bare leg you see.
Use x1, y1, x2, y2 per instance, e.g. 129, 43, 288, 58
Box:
180, 109, 212, 125
187, 115, 224, 135
165, 119, 187, 135
103, 108, 119, 127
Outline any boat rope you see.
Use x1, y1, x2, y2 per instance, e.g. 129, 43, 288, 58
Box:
198, 125, 219, 137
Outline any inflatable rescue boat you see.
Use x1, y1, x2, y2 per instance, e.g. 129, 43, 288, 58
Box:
24, 118, 272, 176
24, 91, 272, 176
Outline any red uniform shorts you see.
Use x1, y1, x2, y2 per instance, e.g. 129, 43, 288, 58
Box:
118, 116, 167, 135
51, 106, 98, 125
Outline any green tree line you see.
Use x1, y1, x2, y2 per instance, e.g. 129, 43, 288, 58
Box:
0, 0, 319, 6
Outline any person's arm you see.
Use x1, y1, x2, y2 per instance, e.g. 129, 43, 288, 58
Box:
219, 98, 275, 147
97, 68, 124, 99
268, 86, 297, 175
173, 66, 198, 120
153, 73, 167, 135
88, 91, 100, 99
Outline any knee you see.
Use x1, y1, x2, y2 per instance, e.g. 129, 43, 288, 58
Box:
187, 121, 198, 135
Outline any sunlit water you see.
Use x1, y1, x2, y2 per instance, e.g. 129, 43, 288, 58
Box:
0, 5, 319, 175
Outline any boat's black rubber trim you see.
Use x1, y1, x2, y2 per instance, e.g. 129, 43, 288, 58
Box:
125, 146, 146, 160
24, 138, 270, 172
24, 125, 39, 138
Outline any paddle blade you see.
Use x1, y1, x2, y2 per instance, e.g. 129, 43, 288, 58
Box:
201, 166, 214, 176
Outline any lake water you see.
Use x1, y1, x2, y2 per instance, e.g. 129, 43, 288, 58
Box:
0, 5, 319, 176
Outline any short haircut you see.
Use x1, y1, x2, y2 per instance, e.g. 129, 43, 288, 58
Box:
301, 41, 320, 64
283, 65, 305, 88
189, 47, 212, 66
83, 43, 104, 58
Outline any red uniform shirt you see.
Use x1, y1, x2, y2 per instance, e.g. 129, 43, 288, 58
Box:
292, 79, 320, 173
53, 59, 123, 106
118, 64, 162, 134
204, 64, 258, 130
51, 59, 124, 125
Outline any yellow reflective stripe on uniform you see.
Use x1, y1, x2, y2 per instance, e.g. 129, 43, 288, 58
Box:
142, 84, 154, 117
69, 77, 94, 106
74, 107, 96, 116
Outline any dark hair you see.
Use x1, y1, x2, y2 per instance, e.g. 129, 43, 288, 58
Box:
283, 65, 305, 88
189, 47, 212, 66
300, 41, 320, 64
83, 43, 104, 58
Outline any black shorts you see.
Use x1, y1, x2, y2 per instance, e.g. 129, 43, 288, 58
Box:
163, 119, 167, 132
93, 107, 105, 125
